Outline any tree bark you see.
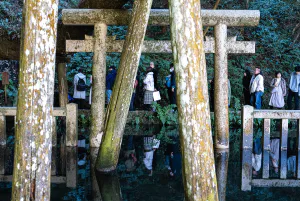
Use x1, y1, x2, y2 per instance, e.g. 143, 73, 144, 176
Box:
95, 0, 153, 172
11, 0, 58, 200
90, 23, 107, 148
58, 63, 68, 107
168, 0, 218, 200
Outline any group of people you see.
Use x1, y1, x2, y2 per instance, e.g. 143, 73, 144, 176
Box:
243, 66, 300, 110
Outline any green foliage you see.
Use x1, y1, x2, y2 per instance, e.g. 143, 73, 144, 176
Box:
152, 102, 178, 125
78, 114, 90, 131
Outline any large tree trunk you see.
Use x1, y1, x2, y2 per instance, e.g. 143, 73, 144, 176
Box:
11, 0, 58, 200
168, 0, 218, 200
95, 0, 153, 172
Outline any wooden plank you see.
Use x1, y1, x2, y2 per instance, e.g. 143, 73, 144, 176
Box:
62, 9, 260, 27
66, 147, 77, 188
53, 107, 66, 116
52, 117, 57, 147
0, 107, 16, 116
254, 110, 300, 119
0, 175, 66, 183
280, 119, 288, 179
241, 106, 254, 191
0, 115, 6, 146
51, 147, 57, 176
252, 179, 300, 187
262, 119, 270, 179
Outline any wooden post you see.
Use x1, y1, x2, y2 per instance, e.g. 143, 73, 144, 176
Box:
90, 23, 107, 148
241, 105, 254, 191
262, 119, 270, 178
96, 172, 122, 201
66, 147, 77, 188
95, 0, 153, 172
11, 0, 59, 200
51, 147, 57, 176
215, 149, 229, 201
168, 0, 218, 200
57, 63, 68, 107
66, 103, 78, 147
0, 146, 5, 175
0, 115, 6, 146
52, 117, 57, 146
280, 119, 288, 179
90, 148, 101, 201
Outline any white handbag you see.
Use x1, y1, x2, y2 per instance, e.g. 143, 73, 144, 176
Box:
153, 91, 161, 101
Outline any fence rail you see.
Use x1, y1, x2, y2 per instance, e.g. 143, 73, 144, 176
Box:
242, 105, 300, 191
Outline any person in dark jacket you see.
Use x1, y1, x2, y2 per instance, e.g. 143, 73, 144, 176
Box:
150, 62, 159, 91
243, 69, 252, 105
106, 66, 117, 104
170, 63, 176, 105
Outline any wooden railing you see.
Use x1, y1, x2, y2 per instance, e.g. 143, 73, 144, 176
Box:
242, 105, 300, 191
0, 103, 78, 188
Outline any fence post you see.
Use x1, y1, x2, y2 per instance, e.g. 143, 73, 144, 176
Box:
0, 115, 6, 146
66, 103, 78, 147
280, 119, 288, 179
0, 146, 5, 174
52, 117, 57, 147
66, 147, 77, 188
241, 105, 254, 191
262, 119, 270, 179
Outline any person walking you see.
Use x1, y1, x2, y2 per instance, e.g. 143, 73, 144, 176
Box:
129, 77, 138, 111
287, 66, 300, 110
106, 66, 117, 104
250, 67, 264, 109
243, 69, 252, 105
143, 67, 155, 110
269, 71, 287, 109
169, 63, 176, 105
150, 61, 159, 91
73, 68, 86, 109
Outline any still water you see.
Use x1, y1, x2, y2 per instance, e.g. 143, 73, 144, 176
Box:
0, 126, 300, 201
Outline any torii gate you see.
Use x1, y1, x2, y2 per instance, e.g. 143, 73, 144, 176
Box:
62, 9, 260, 149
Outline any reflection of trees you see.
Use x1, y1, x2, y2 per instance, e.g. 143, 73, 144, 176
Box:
215, 149, 229, 201
96, 171, 122, 201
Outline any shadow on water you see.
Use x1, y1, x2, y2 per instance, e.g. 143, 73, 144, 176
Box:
2, 126, 300, 200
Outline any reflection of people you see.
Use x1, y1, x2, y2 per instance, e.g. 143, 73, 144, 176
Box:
252, 138, 262, 176
270, 138, 280, 173
124, 136, 137, 172
143, 136, 160, 176
269, 71, 287, 109
165, 137, 181, 177
89, 75, 92, 105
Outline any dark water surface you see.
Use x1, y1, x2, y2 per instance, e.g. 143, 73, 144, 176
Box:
0, 126, 300, 201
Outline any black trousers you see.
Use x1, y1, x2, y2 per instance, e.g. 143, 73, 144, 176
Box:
74, 98, 85, 109
287, 89, 299, 110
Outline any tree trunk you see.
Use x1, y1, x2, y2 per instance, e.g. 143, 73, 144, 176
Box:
11, 0, 58, 200
95, 0, 153, 172
168, 0, 218, 200
90, 23, 107, 148
96, 172, 122, 201
58, 63, 68, 107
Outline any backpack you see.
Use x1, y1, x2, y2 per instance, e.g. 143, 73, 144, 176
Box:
77, 78, 86, 91
165, 75, 171, 88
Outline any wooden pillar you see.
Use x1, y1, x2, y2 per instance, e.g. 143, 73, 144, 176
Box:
168, 0, 218, 200
90, 23, 107, 148
0, 115, 6, 146
57, 63, 68, 107
66, 103, 78, 147
95, 0, 153, 172
66, 147, 77, 188
52, 117, 57, 146
215, 149, 229, 201
90, 148, 101, 201
214, 24, 229, 149
11, 0, 59, 200
0, 146, 5, 175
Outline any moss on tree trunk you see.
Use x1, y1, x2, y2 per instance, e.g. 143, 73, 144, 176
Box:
11, 0, 59, 200
168, 0, 219, 200
95, 0, 153, 172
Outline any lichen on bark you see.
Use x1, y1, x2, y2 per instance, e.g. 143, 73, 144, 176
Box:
11, 0, 59, 200
95, 0, 153, 172
168, 0, 218, 200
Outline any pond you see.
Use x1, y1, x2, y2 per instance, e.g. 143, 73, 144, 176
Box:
0, 126, 300, 201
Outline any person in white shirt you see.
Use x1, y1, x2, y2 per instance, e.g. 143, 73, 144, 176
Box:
73, 68, 86, 109
250, 67, 264, 109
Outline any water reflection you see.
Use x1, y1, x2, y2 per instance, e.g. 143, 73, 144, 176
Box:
215, 149, 229, 201
96, 171, 122, 201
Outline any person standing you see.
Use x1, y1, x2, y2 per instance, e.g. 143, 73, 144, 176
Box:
143, 67, 155, 110
243, 69, 252, 105
106, 66, 117, 104
150, 61, 159, 91
287, 66, 300, 110
129, 77, 138, 111
250, 67, 264, 109
73, 68, 86, 109
170, 63, 176, 105
269, 71, 287, 109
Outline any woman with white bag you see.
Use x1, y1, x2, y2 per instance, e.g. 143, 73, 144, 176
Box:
143, 67, 155, 110
269, 71, 287, 109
